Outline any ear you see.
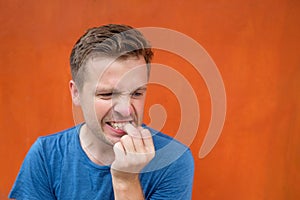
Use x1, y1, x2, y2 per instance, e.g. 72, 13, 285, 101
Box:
69, 80, 80, 106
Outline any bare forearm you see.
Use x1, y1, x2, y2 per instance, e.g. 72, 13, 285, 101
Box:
112, 174, 144, 200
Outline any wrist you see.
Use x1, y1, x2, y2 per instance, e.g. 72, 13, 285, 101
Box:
111, 172, 144, 200
111, 171, 140, 185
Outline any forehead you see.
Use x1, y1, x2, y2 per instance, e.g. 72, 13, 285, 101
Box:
83, 56, 148, 91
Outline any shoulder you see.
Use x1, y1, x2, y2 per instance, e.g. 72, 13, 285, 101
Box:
28, 124, 82, 164
38, 124, 81, 141
37, 125, 81, 149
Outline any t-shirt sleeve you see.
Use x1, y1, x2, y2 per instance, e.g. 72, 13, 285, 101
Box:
149, 149, 195, 200
9, 138, 56, 199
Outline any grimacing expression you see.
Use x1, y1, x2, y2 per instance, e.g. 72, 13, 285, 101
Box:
74, 56, 148, 145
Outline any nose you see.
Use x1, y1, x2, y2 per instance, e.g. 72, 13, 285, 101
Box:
113, 96, 132, 117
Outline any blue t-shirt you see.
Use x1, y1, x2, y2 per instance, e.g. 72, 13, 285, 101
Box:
9, 124, 194, 199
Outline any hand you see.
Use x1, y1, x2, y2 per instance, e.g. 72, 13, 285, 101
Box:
111, 124, 155, 178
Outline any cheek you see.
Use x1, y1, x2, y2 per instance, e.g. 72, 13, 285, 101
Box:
94, 100, 112, 116
132, 98, 146, 113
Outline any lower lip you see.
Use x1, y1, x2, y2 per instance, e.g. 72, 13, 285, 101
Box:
105, 123, 127, 136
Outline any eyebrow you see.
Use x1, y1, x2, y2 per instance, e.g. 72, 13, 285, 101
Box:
95, 84, 147, 93
133, 85, 147, 91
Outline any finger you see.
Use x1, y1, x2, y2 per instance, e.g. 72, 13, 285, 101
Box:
139, 128, 155, 152
120, 135, 135, 154
124, 124, 144, 152
112, 142, 127, 172
113, 142, 126, 159
124, 123, 142, 138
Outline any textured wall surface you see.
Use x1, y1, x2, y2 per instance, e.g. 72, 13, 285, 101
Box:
0, 0, 299, 199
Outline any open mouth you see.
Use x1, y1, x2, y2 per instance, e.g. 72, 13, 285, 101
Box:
106, 121, 133, 130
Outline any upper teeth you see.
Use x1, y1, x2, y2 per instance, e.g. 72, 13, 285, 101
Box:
110, 122, 130, 129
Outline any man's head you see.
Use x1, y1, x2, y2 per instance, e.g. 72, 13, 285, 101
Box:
70, 24, 153, 89
69, 24, 153, 146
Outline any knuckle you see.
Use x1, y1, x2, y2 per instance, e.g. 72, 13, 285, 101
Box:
120, 135, 130, 142
139, 153, 154, 164
146, 152, 155, 161
113, 142, 121, 149
141, 128, 150, 135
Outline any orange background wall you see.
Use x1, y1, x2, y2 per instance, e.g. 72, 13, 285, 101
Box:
1, 0, 299, 199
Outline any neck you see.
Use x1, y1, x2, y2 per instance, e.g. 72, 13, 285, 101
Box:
79, 124, 115, 166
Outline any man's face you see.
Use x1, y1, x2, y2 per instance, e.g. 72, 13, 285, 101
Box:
77, 56, 148, 146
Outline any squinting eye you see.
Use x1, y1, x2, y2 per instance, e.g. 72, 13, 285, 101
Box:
96, 93, 113, 100
132, 91, 143, 98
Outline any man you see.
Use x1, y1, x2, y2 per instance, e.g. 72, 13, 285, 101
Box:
9, 24, 194, 199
